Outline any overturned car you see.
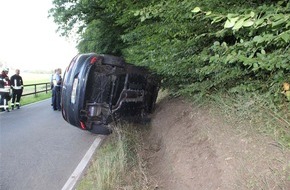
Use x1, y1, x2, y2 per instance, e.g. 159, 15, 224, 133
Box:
61, 53, 160, 135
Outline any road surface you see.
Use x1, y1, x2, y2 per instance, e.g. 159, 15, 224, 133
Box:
0, 99, 100, 190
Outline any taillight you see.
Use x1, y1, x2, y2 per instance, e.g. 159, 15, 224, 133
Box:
80, 122, 86, 129
90, 57, 97, 64
90, 56, 102, 64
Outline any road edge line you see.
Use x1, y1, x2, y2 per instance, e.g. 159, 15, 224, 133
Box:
61, 136, 104, 190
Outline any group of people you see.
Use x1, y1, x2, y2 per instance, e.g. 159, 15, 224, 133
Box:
0, 67, 63, 112
0, 68, 23, 112
51, 68, 62, 111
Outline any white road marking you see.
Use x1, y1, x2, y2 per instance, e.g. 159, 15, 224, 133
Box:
62, 136, 104, 190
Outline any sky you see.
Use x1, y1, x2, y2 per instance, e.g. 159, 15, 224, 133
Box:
0, 0, 78, 72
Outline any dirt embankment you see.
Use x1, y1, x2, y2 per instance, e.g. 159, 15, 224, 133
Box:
141, 97, 290, 190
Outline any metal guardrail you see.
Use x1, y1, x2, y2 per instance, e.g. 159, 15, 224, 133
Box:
22, 82, 52, 97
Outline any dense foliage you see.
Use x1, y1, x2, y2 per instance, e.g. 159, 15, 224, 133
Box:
49, 0, 290, 104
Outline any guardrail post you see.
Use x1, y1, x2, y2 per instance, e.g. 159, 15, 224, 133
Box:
34, 84, 37, 97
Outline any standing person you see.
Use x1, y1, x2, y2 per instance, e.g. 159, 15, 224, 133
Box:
52, 68, 62, 111
50, 69, 57, 106
0, 68, 11, 112
10, 69, 24, 110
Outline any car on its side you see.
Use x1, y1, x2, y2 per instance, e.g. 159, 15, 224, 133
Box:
61, 53, 160, 135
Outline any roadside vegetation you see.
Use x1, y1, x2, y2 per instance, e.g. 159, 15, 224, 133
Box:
49, 0, 289, 104
49, 0, 289, 127
21, 92, 51, 106
211, 92, 290, 148
49, 0, 289, 189
76, 90, 289, 189
77, 123, 149, 190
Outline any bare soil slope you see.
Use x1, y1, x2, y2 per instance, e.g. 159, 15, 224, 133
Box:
142, 97, 290, 190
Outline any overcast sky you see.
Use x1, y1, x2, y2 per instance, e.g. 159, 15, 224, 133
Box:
0, 0, 78, 72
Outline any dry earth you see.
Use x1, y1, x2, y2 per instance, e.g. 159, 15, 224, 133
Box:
141, 97, 290, 190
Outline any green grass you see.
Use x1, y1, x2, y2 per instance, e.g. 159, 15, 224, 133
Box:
205, 92, 290, 188
208, 92, 290, 148
77, 123, 150, 190
20, 92, 52, 106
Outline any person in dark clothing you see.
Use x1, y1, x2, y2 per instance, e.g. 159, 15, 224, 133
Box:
10, 69, 23, 110
50, 69, 57, 106
52, 68, 62, 111
0, 68, 11, 112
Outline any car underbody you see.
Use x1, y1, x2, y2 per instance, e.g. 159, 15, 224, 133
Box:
61, 53, 160, 135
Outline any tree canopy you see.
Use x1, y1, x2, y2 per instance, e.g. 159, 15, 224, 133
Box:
49, 0, 290, 103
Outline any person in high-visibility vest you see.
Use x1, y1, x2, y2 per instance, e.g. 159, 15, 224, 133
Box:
10, 69, 23, 110
0, 68, 11, 112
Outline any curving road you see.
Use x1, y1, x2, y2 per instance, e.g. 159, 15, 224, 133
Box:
0, 99, 101, 190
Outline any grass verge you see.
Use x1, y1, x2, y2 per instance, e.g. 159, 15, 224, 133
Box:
77, 123, 150, 190
208, 92, 290, 148
207, 92, 290, 187
20, 92, 52, 106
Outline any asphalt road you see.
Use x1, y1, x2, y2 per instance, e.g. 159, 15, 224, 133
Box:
0, 99, 99, 190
